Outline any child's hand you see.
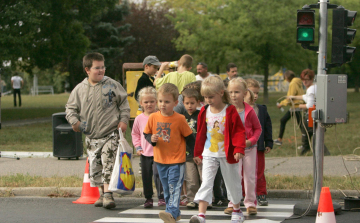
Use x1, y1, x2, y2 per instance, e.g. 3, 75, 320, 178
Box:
160, 62, 169, 69
118, 122, 127, 133
193, 157, 202, 165
265, 147, 271, 154
72, 121, 81, 132
234, 153, 244, 161
151, 134, 159, 143
136, 150, 143, 156
246, 140, 252, 147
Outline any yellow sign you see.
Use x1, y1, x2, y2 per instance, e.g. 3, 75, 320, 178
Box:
126, 71, 143, 119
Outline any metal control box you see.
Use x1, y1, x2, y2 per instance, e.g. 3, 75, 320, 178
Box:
316, 74, 347, 124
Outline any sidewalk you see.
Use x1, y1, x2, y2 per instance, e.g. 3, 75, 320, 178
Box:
1, 155, 359, 199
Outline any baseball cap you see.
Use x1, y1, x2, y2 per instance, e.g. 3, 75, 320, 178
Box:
143, 55, 161, 66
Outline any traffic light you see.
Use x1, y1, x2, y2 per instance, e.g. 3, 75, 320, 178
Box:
297, 9, 315, 43
331, 6, 357, 64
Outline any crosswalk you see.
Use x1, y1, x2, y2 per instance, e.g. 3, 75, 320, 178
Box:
93, 200, 295, 223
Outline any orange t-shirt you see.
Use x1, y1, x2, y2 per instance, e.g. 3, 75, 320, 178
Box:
144, 111, 193, 164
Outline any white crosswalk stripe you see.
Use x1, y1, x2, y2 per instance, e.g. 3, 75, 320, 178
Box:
93, 201, 295, 223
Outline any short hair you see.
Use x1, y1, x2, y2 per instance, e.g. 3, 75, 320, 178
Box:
137, 86, 157, 103
182, 88, 201, 101
178, 54, 193, 69
284, 70, 295, 81
228, 77, 255, 103
226, 63, 237, 72
201, 76, 230, 104
197, 62, 208, 68
245, 78, 260, 88
300, 69, 315, 81
83, 52, 104, 70
182, 81, 203, 102
158, 83, 179, 101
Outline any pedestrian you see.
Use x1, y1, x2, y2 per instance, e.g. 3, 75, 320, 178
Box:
65, 52, 130, 209
274, 70, 304, 146
131, 87, 165, 208
224, 78, 262, 216
245, 78, 273, 206
190, 76, 246, 223
144, 83, 195, 223
11, 72, 24, 107
287, 69, 330, 156
195, 62, 213, 81
223, 63, 238, 88
134, 55, 161, 102
174, 81, 203, 115
179, 88, 202, 209
154, 54, 196, 92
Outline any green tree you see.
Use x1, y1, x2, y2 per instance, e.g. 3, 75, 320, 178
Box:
164, 0, 317, 102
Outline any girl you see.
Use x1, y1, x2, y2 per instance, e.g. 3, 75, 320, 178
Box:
225, 78, 262, 215
190, 76, 246, 223
131, 87, 165, 208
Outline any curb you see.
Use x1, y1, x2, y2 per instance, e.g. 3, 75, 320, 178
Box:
1, 187, 358, 200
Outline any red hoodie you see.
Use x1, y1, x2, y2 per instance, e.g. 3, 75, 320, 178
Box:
194, 104, 246, 164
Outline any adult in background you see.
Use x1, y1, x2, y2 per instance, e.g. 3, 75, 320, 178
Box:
223, 63, 238, 87
196, 62, 213, 81
274, 70, 304, 146
288, 69, 330, 155
11, 72, 24, 107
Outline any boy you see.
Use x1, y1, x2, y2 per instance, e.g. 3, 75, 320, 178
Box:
245, 78, 273, 206
65, 52, 130, 209
154, 54, 196, 93
144, 83, 195, 223
181, 88, 202, 209
134, 55, 161, 101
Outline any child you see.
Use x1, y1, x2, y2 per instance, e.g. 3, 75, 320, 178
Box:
224, 77, 262, 215
190, 76, 246, 223
134, 55, 161, 101
65, 52, 130, 209
245, 78, 273, 206
131, 87, 165, 208
144, 83, 195, 223
154, 54, 196, 93
181, 88, 202, 208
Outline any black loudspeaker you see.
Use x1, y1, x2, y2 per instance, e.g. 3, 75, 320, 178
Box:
52, 112, 83, 160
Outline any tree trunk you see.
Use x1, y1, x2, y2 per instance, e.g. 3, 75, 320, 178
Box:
263, 63, 269, 104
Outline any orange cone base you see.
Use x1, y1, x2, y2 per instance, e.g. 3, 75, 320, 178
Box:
72, 183, 100, 204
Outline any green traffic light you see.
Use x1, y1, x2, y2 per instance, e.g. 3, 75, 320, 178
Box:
297, 27, 314, 42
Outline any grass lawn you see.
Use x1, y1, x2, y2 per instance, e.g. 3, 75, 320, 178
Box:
1, 92, 359, 157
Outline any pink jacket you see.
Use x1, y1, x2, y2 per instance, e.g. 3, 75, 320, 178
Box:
131, 113, 154, 157
243, 102, 262, 146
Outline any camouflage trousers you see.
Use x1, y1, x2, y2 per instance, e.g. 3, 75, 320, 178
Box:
85, 131, 119, 187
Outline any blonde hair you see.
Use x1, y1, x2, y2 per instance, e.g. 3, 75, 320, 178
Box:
158, 83, 179, 101
138, 86, 157, 103
201, 76, 230, 104
178, 54, 193, 69
245, 78, 260, 88
228, 77, 255, 103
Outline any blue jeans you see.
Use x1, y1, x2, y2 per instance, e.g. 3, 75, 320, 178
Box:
156, 163, 185, 219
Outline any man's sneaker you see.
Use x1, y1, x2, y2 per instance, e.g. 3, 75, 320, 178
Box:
274, 139, 282, 146
189, 215, 206, 223
213, 199, 229, 206
186, 201, 198, 209
158, 198, 166, 206
257, 195, 268, 206
159, 211, 176, 223
103, 193, 116, 209
180, 196, 188, 206
247, 206, 257, 215
231, 212, 245, 223
144, 199, 153, 208
224, 207, 233, 215
94, 193, 104, 207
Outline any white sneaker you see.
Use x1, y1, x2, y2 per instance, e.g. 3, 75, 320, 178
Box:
189, 215, 206, 223
231, 212, 245, 223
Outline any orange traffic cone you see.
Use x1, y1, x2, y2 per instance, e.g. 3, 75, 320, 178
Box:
73, 158, 100, 204
315, 187, 336, 223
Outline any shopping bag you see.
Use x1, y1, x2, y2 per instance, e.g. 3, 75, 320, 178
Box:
108, 129, 135, 194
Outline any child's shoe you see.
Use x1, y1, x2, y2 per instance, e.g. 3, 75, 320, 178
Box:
94, 193, 104, 207
257, 195, 268, 206
189, 215, 206, 223
247, 206, 257, 215
274, 139, 282, 146
231, 211, 245, 223
103, 193, 116, 209
180, 195, 188, 206
158, 198, 166, 206
144, 198, 153, 208
186, 201, 198, 209
224, 207, 233, 215
159, 211, 176, 223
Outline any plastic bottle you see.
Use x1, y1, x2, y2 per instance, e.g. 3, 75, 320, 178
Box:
168, 61, 178, 68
